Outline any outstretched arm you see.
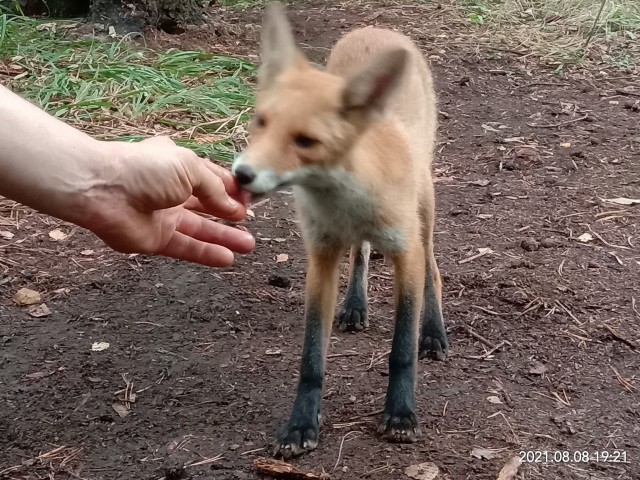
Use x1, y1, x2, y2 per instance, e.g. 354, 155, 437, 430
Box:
0, 84, 255, 267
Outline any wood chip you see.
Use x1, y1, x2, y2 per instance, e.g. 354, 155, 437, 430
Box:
252, 458, 330, 479
112, 403, 130, 418
459, 247, 493, 264
496, 456, 521, 480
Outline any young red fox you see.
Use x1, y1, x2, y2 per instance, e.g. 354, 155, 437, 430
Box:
232, 3, 448, 458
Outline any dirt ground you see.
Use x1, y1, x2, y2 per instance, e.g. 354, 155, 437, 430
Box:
2, 2, 640, 480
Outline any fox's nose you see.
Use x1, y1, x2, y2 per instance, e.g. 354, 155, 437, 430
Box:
234, 165, 256, 186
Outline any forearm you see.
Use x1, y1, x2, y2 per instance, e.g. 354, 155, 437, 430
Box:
0, 84, 117, 226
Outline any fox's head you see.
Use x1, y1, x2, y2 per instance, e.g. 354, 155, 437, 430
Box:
231, 2, 408, 194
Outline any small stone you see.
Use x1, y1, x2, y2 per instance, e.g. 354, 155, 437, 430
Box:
520, 237, 539, 252
540, 237, 561, 248
510, 259, 535, 269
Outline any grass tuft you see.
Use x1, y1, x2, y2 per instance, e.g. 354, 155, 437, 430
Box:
0, 15, 257, 162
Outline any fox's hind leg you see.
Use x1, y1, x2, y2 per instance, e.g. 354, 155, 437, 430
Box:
418, 181, 448, 361
338, 241, 370, 332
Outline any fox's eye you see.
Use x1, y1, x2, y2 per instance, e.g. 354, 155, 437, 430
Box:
293, 135, 318, 149
254, 114, 266, 128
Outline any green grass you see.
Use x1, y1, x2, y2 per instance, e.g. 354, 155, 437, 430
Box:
0, 15, 257, 162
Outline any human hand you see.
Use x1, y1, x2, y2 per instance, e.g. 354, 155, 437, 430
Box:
84, 136, 255, 267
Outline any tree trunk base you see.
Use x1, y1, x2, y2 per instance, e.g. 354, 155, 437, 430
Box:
90, 0, 205, 34
3, 0, 89, 17
2, 0, 205, 34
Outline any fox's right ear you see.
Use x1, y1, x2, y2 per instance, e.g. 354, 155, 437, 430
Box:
258, 2, 306, 90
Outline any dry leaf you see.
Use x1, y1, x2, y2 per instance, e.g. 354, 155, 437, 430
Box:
577, 232, 593, 243
497, 456, 521, 480
80, 249, 94, 256
112, 403, 130, 418
91, 342, 110, 352
601, 197, 640, 206
0, 230, 14, 239
405, 462, 439, 480
276, 253, 289, 263
486, 395, 503, 404
471, 447, 505, 460
28, 303, 51, 318
12, 288, 41, 305
529, 363, 548, 375
48, 229, 68, 241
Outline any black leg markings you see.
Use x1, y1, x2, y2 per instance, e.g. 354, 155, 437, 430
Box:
419, 264, 448, 361
275, 303, 325, 459
379, 294, 421, 442
338, 242, 370, 332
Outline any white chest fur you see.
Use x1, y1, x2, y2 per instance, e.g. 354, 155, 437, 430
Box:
287, 167, 406, 252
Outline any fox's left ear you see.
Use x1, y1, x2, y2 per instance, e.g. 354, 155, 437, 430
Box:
258, 2, 308, 90
341, 48, 408, 121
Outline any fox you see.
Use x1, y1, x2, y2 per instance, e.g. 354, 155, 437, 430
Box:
231, 2, 448, 458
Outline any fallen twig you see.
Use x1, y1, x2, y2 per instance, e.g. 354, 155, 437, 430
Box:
462, 324, 497, 350
556, 301, 584, 326
333, 431, 360, 470
527, 114, 588, 128
470, 340, 507, 360
611, 367, 637, 393
603, 323, 637, 350
585, 224, 631, 250
616, 89, 640, 98
348, 408, 385, 421
473, 305, 509, 316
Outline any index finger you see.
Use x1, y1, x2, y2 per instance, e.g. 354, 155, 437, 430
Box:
202, 159, 239, 196
188, 161, 248, 222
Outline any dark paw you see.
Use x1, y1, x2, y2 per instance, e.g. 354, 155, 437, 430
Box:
419, 334, 447, 361
419, 319, 448, 361
274, 422, 319, 459
338, 301, 368, 332
378, 409, 421, 443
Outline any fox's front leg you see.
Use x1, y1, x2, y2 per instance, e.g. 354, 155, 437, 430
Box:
379, 232, 425, 442
274, 247, 341, 459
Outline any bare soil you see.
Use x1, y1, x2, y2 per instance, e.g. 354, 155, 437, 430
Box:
2, 2, 640, 480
